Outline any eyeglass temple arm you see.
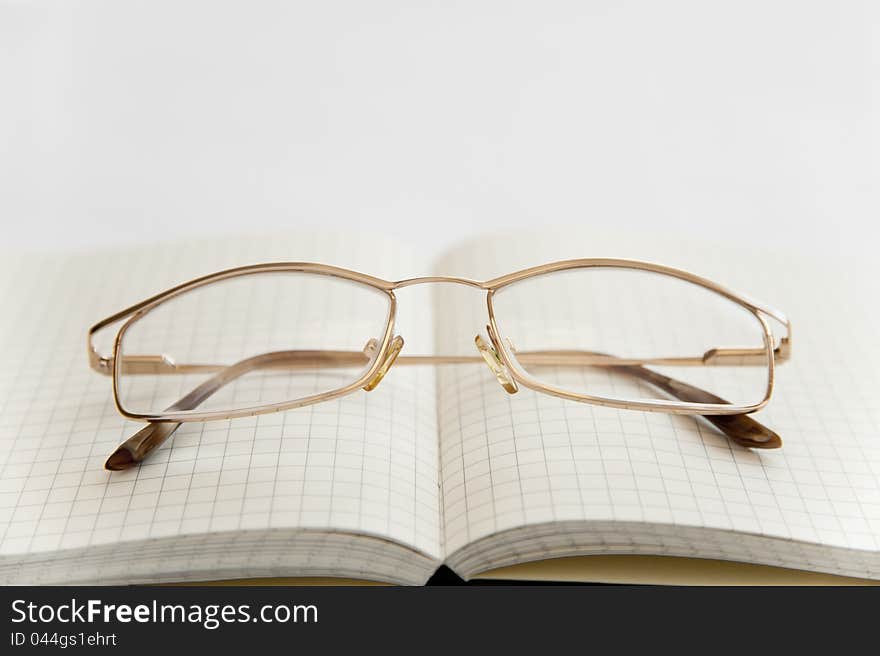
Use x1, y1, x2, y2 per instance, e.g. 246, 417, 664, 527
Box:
105, 347, 779, 470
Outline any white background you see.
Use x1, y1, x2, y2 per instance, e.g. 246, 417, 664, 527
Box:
2, 1, 877, 257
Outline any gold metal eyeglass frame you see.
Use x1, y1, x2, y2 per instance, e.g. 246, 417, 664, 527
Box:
88, 259, 792, 470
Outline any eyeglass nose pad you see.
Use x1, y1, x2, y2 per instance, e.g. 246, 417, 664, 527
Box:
475, 330, 518, 394
363, 335, 404, 391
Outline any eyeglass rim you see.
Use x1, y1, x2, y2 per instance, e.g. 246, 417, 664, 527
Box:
109, 275, 398, 422
487, 286, 775, 416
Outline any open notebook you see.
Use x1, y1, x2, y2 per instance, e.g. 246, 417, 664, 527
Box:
1, 230, 879, 585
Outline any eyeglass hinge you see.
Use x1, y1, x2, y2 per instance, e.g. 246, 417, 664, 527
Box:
774, 337, 791, 363
88, 347, 114, 375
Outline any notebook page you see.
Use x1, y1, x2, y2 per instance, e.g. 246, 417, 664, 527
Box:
0, 231, 441, 581
434, 230, 880, 572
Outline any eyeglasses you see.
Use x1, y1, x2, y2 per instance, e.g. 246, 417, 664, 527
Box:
88, 259, 792, 470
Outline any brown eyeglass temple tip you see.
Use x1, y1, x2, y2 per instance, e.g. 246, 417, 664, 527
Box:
105, 422, 181, 471
105, 448, 134, 471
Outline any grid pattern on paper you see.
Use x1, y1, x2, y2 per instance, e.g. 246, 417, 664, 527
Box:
0, 232, 442, 581
434, 234, 880, 570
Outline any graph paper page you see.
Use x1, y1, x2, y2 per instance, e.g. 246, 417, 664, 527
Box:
434, 231, 880, 570
0, 232, 442, 581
